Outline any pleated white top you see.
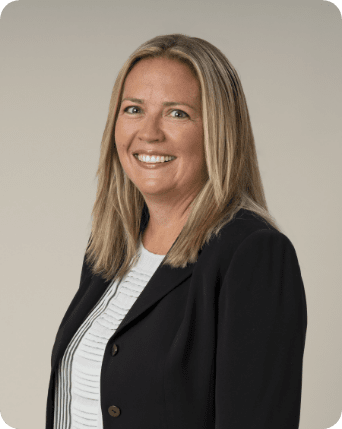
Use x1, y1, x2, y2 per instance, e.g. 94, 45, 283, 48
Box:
53, 237, 166, 429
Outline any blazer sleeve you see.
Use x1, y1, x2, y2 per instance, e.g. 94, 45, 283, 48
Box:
215, 229, 307, 429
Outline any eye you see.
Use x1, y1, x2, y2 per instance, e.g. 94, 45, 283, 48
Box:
123, 106, 141, 114
122, 106, 189, 119
169, 109, 189, 119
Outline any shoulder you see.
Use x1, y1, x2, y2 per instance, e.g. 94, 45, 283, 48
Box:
203, 208, 283, 254
228, 208, 295, 255
201, 210, 304, 305
223, 207, 279, 235
198, 208, 296, 275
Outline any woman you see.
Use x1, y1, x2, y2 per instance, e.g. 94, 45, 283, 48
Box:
46, 33, 307, 429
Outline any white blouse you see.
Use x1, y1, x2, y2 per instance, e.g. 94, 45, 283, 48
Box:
53, 238, 166, 428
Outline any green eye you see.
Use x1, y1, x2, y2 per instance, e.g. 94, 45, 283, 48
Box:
123, 106, 189, 118
124, 106, 141, 114
170, 110, 189, 118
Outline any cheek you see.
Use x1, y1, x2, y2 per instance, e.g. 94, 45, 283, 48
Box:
183, 133, 204, 157
114, 123, 119, 143
115, 117, 129, 140
114, 119, 123, 140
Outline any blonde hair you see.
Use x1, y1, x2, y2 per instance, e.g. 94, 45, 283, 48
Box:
85, 33, 283, 283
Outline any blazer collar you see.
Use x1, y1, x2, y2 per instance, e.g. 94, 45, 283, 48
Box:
51, 201, 238, 371
51, 229, 198, 372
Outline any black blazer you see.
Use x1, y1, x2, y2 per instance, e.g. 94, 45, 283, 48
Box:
46, 208, 307, 429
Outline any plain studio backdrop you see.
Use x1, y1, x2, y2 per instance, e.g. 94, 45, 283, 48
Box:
0, 1, 341, 428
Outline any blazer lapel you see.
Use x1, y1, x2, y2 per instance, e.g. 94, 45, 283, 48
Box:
51, 249, 196, 373
51, 273, 110, 372
110, 256, 195, 341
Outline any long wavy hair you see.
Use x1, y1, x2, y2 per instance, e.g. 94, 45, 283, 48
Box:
84, 33, 283, 283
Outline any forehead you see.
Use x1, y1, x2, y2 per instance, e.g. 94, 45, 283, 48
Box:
122, 58, 200, 101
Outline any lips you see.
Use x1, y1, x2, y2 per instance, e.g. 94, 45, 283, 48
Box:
134, 154, 175, 162
134, 153, 175, 158
133, 153, 176, 168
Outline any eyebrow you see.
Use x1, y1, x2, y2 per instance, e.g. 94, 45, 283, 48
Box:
121, 97, 196, 111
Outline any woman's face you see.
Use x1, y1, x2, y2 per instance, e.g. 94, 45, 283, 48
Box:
115, 57, 208, 203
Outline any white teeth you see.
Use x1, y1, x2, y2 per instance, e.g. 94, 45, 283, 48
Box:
136, 154, 175, 163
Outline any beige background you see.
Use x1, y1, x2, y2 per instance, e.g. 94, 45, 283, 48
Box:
0, 1, 341, 428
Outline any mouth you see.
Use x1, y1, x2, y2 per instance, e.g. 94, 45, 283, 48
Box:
133, 153, 177, 168
133, 154, 176, 164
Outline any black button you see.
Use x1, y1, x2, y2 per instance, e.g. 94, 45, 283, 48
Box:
108, 405, 121, 417
111, 344, 118, 356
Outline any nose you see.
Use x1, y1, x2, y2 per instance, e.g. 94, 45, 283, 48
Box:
137, 113, 165, 143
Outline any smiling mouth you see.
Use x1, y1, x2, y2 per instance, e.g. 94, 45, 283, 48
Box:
133, 154, 176, 164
